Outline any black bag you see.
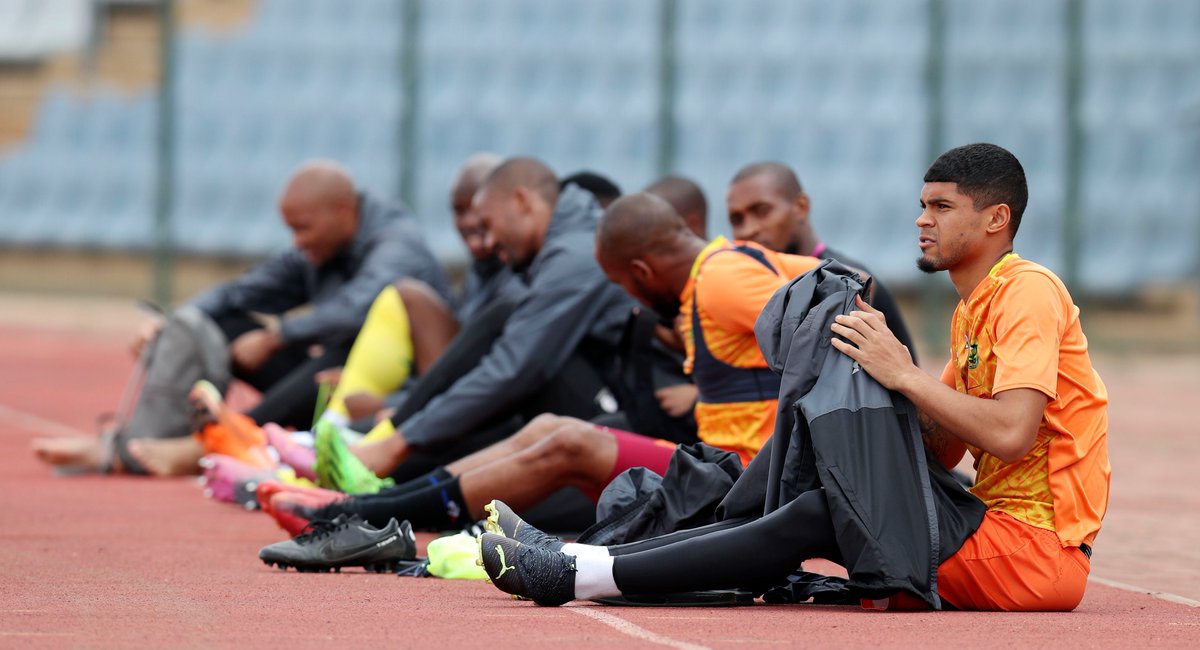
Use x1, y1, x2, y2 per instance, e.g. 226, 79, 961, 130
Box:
576, 442, 743, 546
607, 308, 698, 445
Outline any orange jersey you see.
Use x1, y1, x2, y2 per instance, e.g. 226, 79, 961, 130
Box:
940, 254, 1110, 547
679, 237, 820, 464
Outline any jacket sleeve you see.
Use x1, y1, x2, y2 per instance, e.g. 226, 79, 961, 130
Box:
399, 247, 617, 448
278, 229, 429, 344
189, 252, 310, 322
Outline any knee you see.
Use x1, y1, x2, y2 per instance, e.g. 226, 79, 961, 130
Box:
507, 414, 562, 449
529, 413, 565, 431
394, 278, 439, 309
540, 422, 602, 467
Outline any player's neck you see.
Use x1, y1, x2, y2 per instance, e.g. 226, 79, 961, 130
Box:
949, 246, 1014, 302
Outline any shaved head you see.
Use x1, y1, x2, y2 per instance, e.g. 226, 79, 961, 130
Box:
596, 192, 706, 320
451, 152, 502, 213
597, 193, 690, 267
644, 175, 708, 238
278, 159, 360, 266
727, 161, 815, 255
480, 157, 560, 206
451, 153, 502, 261
731, 161, 803, 200
473, 157, 561, 271
281, 159, 357, 209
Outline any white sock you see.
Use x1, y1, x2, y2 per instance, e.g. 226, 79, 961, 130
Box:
573, 553, 619, 600
561, 542, 611, 560
319, 411, 349, 429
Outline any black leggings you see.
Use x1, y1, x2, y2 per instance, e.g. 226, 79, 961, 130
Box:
383, 298, 609, 481
610, 489, 841, 595
213, 313, 352, 429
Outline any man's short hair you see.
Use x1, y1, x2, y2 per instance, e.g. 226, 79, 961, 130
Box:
731, 161, 803, 200
924, 143, 1028, 236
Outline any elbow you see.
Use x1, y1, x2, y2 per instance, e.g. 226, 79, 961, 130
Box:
991, 429, 1037, 464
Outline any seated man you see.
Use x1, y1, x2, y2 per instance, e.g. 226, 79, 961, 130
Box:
32, 160, 450, 475
479, 143, 1110, 613
324, 158, 637, 486
260, 192, 821, 540
726, 161, 917, 360
316, 153, 521, 426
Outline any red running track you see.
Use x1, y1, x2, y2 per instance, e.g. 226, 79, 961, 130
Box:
1, 323, 1197, 649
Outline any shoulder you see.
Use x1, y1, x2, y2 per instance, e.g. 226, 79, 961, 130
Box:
990, 258, 1073, 329
697, 243, 795, 301
530, 232, 602, 282
996, 258, 1070, 303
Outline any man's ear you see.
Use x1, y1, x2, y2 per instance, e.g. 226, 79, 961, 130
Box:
513, 186, 533, 217
793, 191, 811, 223
985, 203, 1012, 234
630, 258, 653, 282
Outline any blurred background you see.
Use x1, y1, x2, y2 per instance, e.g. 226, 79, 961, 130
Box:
0, 0, 1197, 356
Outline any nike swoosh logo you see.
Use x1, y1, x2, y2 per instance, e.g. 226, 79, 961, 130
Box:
494, 544, 517, 580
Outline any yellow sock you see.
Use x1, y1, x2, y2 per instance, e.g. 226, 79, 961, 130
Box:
325, 285, 414, 421
361, 418, 396, 444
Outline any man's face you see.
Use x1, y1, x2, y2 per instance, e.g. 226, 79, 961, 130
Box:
475, 188, 537, 271
726, 174, 803, 254
281, 197, 352, 267
452, 184, 491, 262
915, 182, 989, 273
598, 252, 681, 322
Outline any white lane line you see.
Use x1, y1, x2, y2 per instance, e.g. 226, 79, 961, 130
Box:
1090, 576, 1200, 608
0, 403, 89, 437
567, 607, 712, 650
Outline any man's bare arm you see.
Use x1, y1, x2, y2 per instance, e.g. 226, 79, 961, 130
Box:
918, 410, 967, 470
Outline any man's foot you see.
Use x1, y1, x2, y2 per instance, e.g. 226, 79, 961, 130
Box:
477, 533, 576, 606
198, 454, 276, 509
263, 423, 317, 480
258, 480, 348, 536
190, 380, 275, 468
126, 436, 204, 476
314, 421, 393, 495
31, 436, 105, 471
258, 514, 416, 573
484, 500, 565, 552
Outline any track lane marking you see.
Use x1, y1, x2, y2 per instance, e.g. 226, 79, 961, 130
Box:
568, 607, 712, 650
1090, 575, 1200, 608
0, 403, 90, 437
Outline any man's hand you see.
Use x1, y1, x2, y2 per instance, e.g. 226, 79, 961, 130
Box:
830, 295, 920, 391
130, 317, 165, 358
654, 320, 685, 353
655, 383, 698, 418
230, 326, 283, 372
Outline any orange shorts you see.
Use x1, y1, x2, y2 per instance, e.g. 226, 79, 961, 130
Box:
937, 510, 1091, 611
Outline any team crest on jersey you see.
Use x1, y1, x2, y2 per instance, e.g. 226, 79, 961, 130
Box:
964, 333, 980, 370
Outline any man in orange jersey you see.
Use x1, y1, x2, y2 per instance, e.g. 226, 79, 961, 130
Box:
596, 192, 821, 465
479, 143, 1109, 612
833, 142, 1110, 610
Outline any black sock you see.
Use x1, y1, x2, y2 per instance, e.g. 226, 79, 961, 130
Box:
379, 466, 452, 497
339, 476, 470, 531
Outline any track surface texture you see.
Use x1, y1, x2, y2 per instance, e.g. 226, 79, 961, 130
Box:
2, 295, 1198, 649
